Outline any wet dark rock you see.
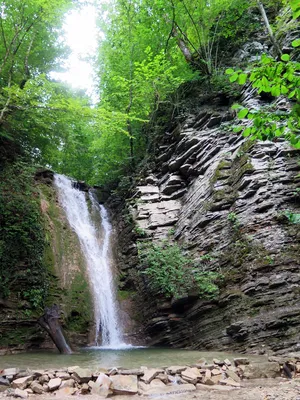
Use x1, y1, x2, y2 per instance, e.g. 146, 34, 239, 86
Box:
34, 168, 54, 185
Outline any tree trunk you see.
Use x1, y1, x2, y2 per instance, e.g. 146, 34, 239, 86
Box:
257, 1, 281, 57
38, 305, 72, 354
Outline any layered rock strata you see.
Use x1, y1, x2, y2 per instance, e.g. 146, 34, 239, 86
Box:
115, 90, 300, 354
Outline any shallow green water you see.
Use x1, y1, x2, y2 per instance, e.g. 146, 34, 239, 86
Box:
0, 348, 266, 370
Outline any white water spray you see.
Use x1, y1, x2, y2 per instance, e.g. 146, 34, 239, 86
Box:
54, 174, 126, 348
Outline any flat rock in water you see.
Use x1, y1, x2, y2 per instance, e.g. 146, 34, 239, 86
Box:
111, 375, 138, 394
48, 378, 62, 391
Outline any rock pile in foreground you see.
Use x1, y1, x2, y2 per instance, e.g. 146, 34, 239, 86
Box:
0, 357, 298, 398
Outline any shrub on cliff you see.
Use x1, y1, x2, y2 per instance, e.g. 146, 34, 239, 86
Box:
138, 241, 220, 299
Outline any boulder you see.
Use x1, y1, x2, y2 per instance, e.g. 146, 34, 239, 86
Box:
93, 373, 112, 390
119, 369, 144, 376
166, 366, 188, 375
156, 373, 168, 384
67, 366, 80, 373
181, 367, 201, 384
226, 370, 240, 382
80, 383, 89, 394
48, 378, 62, 391
13, 388, 28, 398
30, 381, 44, 394
140, 368, 163, 384
38, 375, 49, 384
2, 368, 19, 378
243, 362, 280, 379
59, 379, 75, 388
42, 384, 49, 392
11, 376, 33, 390
149, 379, 166, 387
0, 377, 9, 388
234, 358, 249, 366
72, 367, 92, 383
56, 371, 70, 380
110, 375, 138, 394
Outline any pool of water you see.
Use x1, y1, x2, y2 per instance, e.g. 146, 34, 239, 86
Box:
0, 347, 266, 370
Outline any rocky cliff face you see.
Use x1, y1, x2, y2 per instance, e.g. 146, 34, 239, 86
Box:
112, 83, 300, 355
0, 170, 93, 353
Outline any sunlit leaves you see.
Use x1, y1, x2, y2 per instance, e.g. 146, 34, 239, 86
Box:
226, 34, 300, 149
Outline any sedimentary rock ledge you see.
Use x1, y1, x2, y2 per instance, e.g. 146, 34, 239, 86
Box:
0, 357, 299, 398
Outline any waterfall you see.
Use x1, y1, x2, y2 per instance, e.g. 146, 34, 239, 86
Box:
54, 174, 125, 348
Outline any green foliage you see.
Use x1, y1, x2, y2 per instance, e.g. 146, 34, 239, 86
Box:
0, 161, 48, 308
138, 241, 220, 299
226, 36, 300, 148
283, 210, 300, 224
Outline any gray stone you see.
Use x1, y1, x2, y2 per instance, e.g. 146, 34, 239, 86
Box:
149, 378, 165, 387
72, 367, 92, 383
226, 370, 240, 382
11, 376, 33, 390
110, 375, 138, 394
140, 368, 163, 384
59, 379, 75, 388
30, 381, 44, 394
181, 367, 201, 384
243, 362, 280, 379
0, 377, 9, 387
234, 358, 249, 366
48, 378, 62, 391
38, 375, 49, 384
3, 368, 19, 378
143, 383, 196, 396
80, 383, 89, 394
166, 366, 188, 375
13, 388, 28, 398
55, 371, 70, 380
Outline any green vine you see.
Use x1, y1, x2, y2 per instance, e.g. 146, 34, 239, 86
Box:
0, 161, 48, 311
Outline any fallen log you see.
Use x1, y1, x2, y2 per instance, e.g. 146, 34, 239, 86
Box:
38, 304, 72, 354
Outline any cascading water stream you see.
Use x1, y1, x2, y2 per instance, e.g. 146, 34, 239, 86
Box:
54, 174, 126, 348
